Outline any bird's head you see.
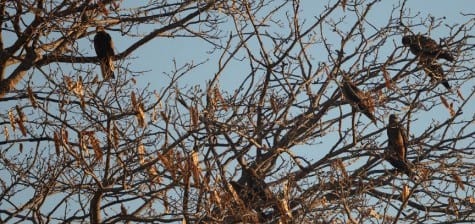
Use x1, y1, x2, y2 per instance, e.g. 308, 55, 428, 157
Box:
389, 114, 399, 124
340, 73, 352, 82
401, 36, 412, 46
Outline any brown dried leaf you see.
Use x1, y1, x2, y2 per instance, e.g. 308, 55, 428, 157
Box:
157, 151, 172, 170
190, 150, 201, 185
27, 86, 37, 108
214, 87, 228, 111
92, 76, 99, 83
211, 190, 222, 207
362, 95, 375, 114
439, 96, 455, 116
89, 133, 102, 161
382, 67, 392, 89
419, 168, 430, 181
320, 196, 327, 206
97, 0, 109, 16
334, 159, 348, 180
448, 197, 459, 217
467, 196, 475, 205
341, 0, 347, 11
54, 132, 61, 157
368, 209, 381, 219
16, 118, 27, 136
79, 96, 86, 110
147, 164, 158, 177
449, 102, 455, 117
138, 143, 145, 165
402, 184, 410, 202
4, 126, 9, 141
160, 111, 169, 123
131, 91, 137, 108
270, 95, 279, 114
151, 106, 158, 122
147, 162, 160, 183
456, 89, 465, 101
376, 89, 386, 103
439, 95, 450, 109
158, 151, 176, 178
73, 77, 84, 96
189, 106, 199, 129
112, 124, 119, 148
15, 106, 27, 136
15, 106, 24, 120
136, 104, 146, 128
61, 129, 69, 146
208, 92, 216, 112
8, 110, 16, 131
64, 76, 74, 91
163, 194, 170, 213
278, 198, 292, 222
283, 180, 290, 199
451, 171, 465, 190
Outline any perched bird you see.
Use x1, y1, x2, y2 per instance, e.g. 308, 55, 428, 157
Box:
419, 57, 451, 90
230, 178, 269, 207
340, 75, 377, 124
230, 150, 282, 208
387, 114, 407, 161
402, 35, 454, 62
229, 180, 270, 222
94, 27, 115, 79
386, 114, 414, 177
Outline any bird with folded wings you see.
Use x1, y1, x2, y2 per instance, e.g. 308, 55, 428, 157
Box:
402, 34, 454, 90
402, 35, 454, 62
94, 26, 115, 80
386, 114, 415, 177
340, 74, 377, 124
418, 57, 451, 90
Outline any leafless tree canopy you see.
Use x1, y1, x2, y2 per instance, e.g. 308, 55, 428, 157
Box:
1, 0, 474, 223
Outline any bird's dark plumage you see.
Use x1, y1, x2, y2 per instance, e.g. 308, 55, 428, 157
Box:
341, 75, 377, 124
387, 114, 407, 161
419, 57, 451, 90
402, 35, 454, 62
386, 114, 414, 177
386, 156, 415, 177
94, 27, 115, 79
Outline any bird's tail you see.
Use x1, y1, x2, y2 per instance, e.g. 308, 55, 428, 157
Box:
100, 57, 115, 80
386, 156, 415, 178
440, 79, 451, 90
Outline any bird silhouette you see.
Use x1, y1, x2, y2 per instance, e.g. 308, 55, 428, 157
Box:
340, 75, 377, 124
402, 35, 454, 62
386, 114, 415, 177
419, 57, 451, 90
94, 27, 115, 79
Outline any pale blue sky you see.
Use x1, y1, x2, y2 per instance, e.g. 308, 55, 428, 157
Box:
1, 1, 474, 221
